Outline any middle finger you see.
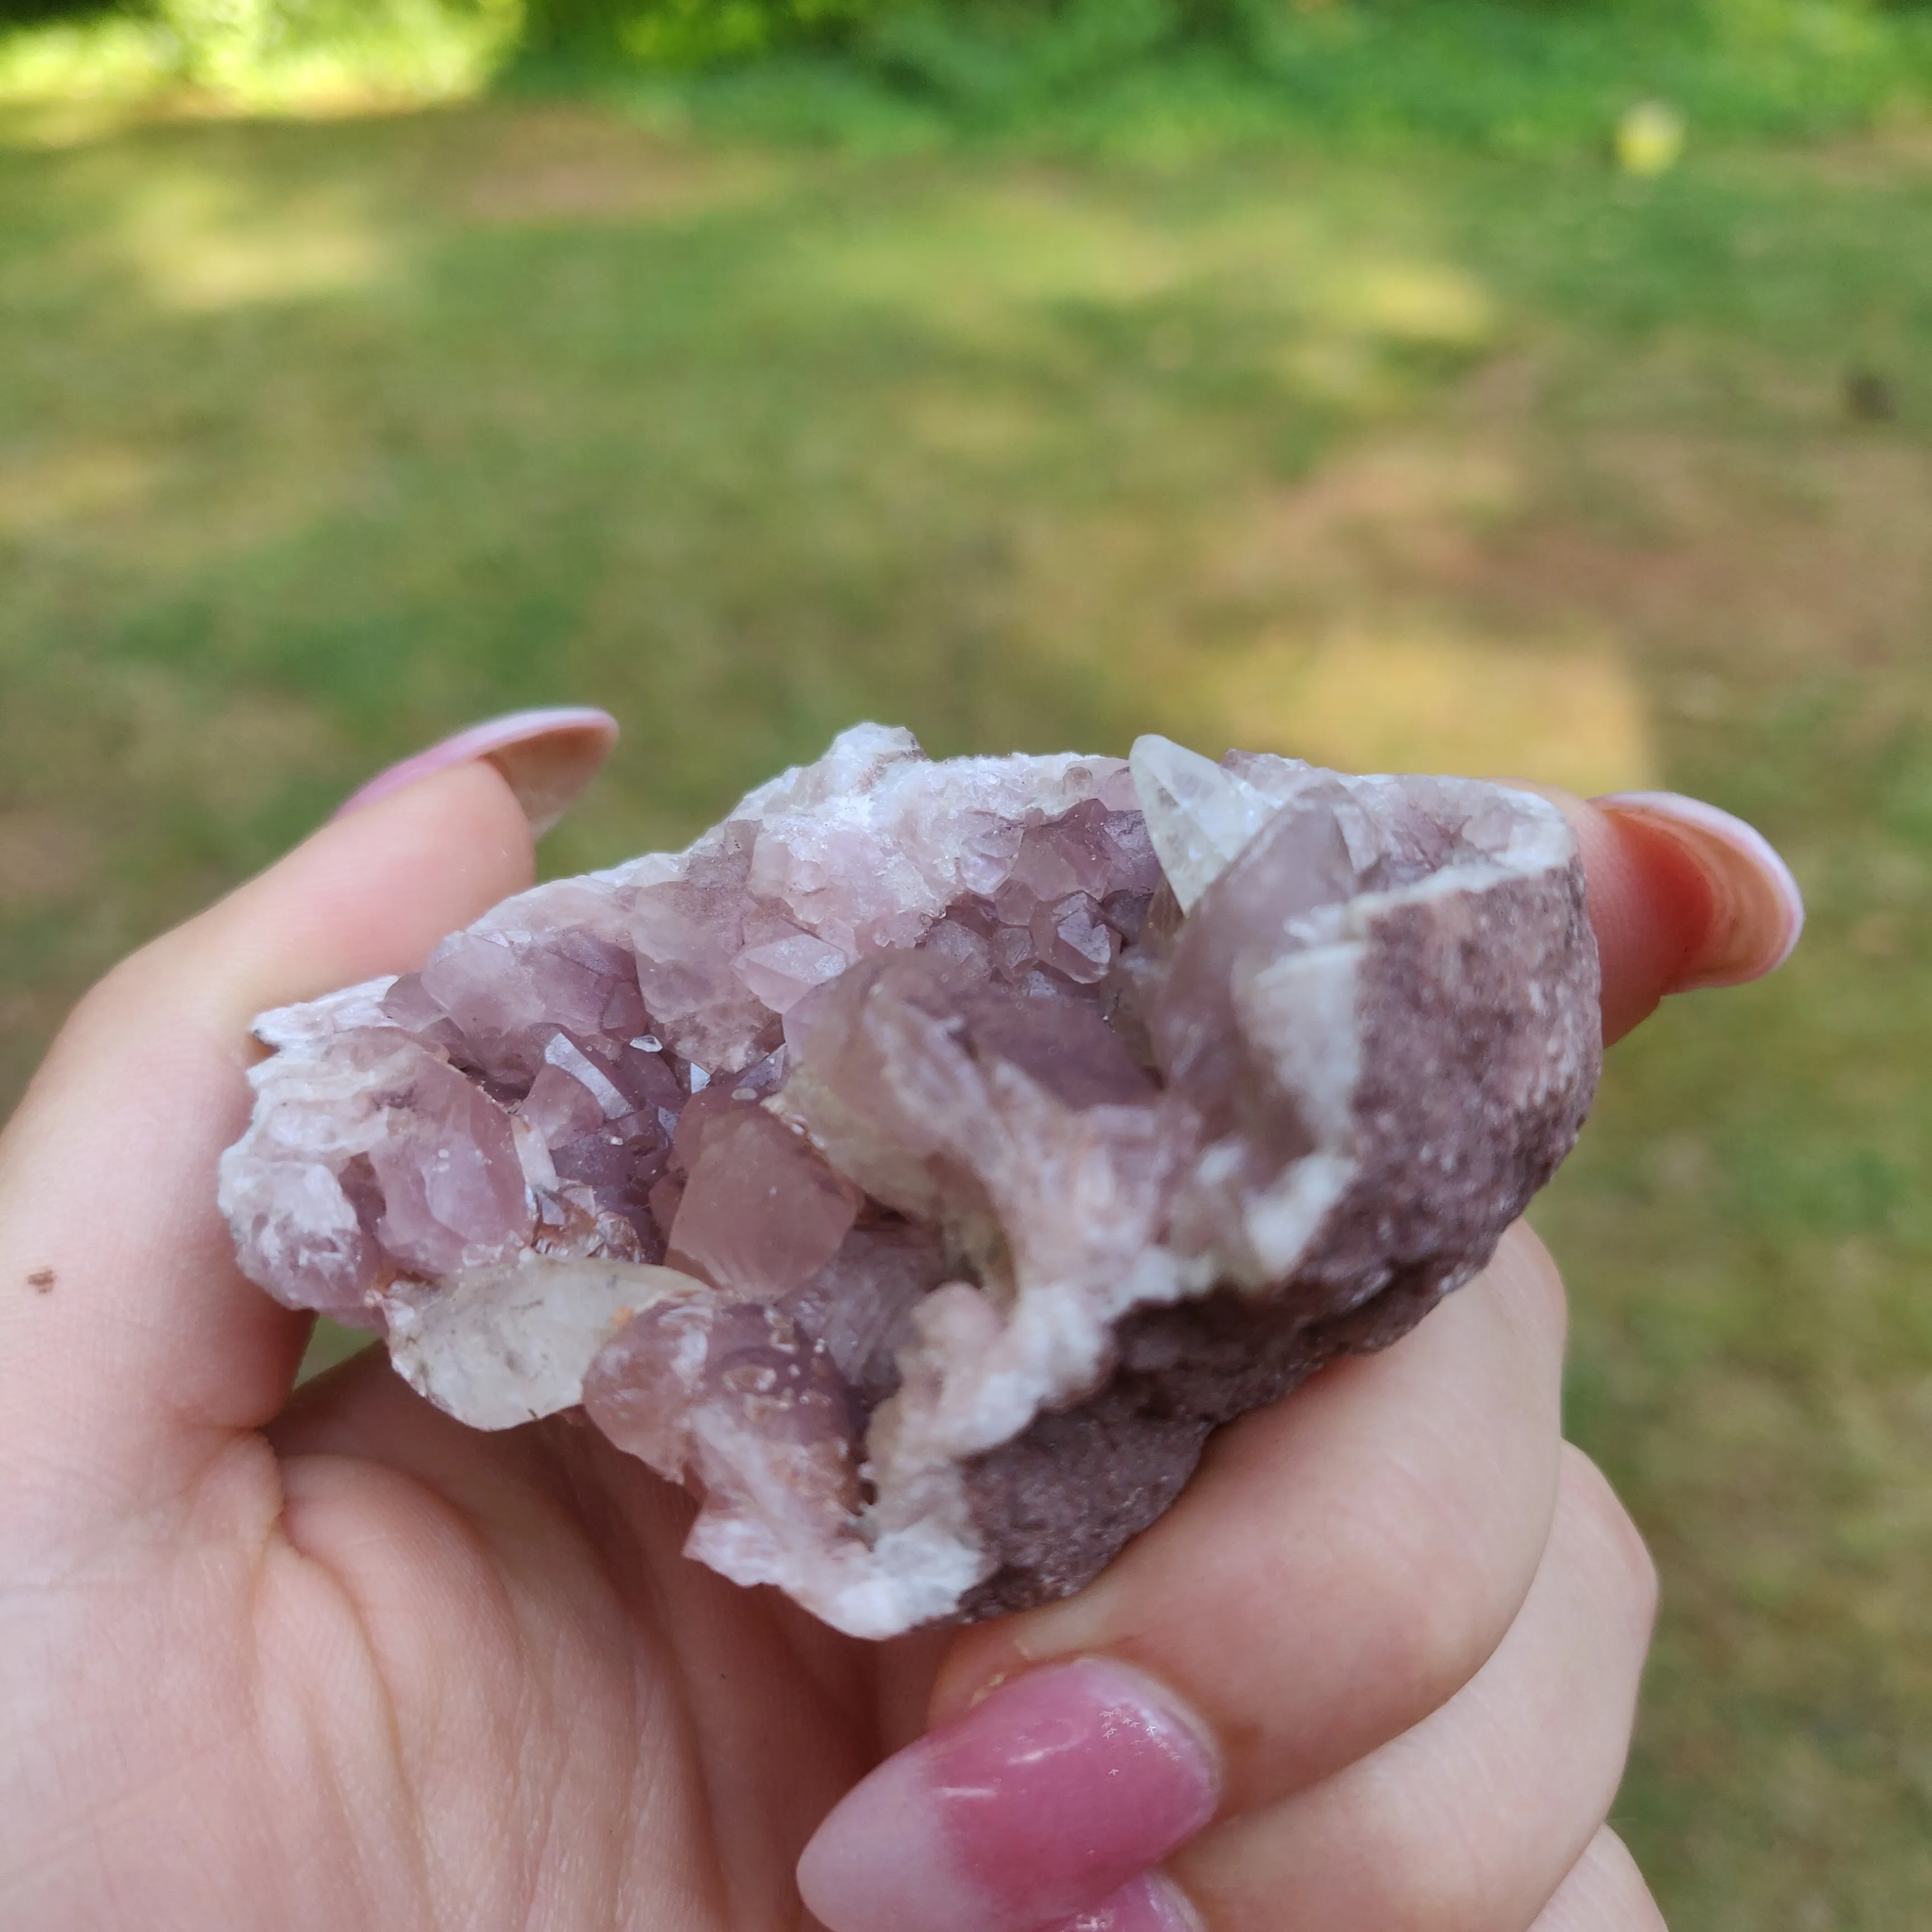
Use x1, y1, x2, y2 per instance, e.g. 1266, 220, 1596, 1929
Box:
1168, 1445, 1657, 1932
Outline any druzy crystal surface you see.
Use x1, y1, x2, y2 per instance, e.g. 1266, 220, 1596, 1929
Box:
221, 727, 1600, 1637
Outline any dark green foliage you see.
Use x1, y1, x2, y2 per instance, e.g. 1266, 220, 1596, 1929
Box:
522, 0, 893, 61
11, 0, 1931, 152
504, 0, 1932, 154
0, 0, 108, 22
524, 0, 1285, 69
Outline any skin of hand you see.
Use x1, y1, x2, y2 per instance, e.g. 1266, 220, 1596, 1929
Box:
0, 713, 1802, 1932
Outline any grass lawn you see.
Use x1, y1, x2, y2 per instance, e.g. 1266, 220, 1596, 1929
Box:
3, 91, 1930, 1926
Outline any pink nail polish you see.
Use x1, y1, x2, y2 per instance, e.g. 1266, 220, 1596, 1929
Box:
1597, 790, 1805, 989
333, 707, 619, 837
1052, 1873, 1201, 1932
797, 1659, 1219, 1932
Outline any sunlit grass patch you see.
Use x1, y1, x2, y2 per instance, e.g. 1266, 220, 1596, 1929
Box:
113, 165, 392, 306
0, 443, 155, 535
1192, 624, 1657, 797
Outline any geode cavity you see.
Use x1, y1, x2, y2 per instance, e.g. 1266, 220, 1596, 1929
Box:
220, 727, 1599, 1637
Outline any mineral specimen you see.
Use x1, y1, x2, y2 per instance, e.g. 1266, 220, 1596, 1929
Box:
220, 726, 1600, 1638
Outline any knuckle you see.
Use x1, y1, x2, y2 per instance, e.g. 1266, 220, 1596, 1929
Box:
1486, 1219, 1570, 1357
1343, 1470, 1514, 1708
1558, 1445, 1659, 1641
72, 930, 188, 1030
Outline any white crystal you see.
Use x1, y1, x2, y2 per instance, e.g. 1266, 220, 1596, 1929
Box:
1128, 734, 1282, 910
383, 1257, 705, 1430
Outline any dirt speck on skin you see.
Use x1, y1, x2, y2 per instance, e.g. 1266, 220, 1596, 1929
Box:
26, 1268, 54, 1293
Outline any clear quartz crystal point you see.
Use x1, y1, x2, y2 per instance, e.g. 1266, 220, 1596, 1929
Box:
383, 1257, 704, 1431
1128, 735, 1282, 911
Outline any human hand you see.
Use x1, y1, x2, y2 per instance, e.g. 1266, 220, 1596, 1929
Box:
0, 714, 1801, 1931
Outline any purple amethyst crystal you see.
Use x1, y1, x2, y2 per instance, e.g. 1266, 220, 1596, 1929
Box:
220, 727, 1599, 1637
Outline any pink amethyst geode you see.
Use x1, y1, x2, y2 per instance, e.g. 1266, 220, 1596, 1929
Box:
220, 727, 1600, 1637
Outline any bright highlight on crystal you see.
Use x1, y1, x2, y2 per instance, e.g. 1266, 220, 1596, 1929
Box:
220, 727, 1600, 1637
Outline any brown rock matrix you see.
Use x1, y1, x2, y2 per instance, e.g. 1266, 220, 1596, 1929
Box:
220, 727, 1599, 1637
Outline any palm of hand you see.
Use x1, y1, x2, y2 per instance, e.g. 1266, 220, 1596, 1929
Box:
51, 1366, 917, 1930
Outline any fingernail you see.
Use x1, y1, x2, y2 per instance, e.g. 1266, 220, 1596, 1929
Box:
1597, 790, 1805, 989
333, 708, 619, 837
1052, 1873, 1202, 1932
797, 1659, 1219, 1932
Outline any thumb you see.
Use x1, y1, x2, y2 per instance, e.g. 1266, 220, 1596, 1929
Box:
0, 714, 610, 1531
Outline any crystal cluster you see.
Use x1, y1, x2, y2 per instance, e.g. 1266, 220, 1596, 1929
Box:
220, 727, 1600, 1637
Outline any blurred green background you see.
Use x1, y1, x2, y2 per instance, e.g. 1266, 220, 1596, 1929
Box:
3, 1, 1931, 1924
